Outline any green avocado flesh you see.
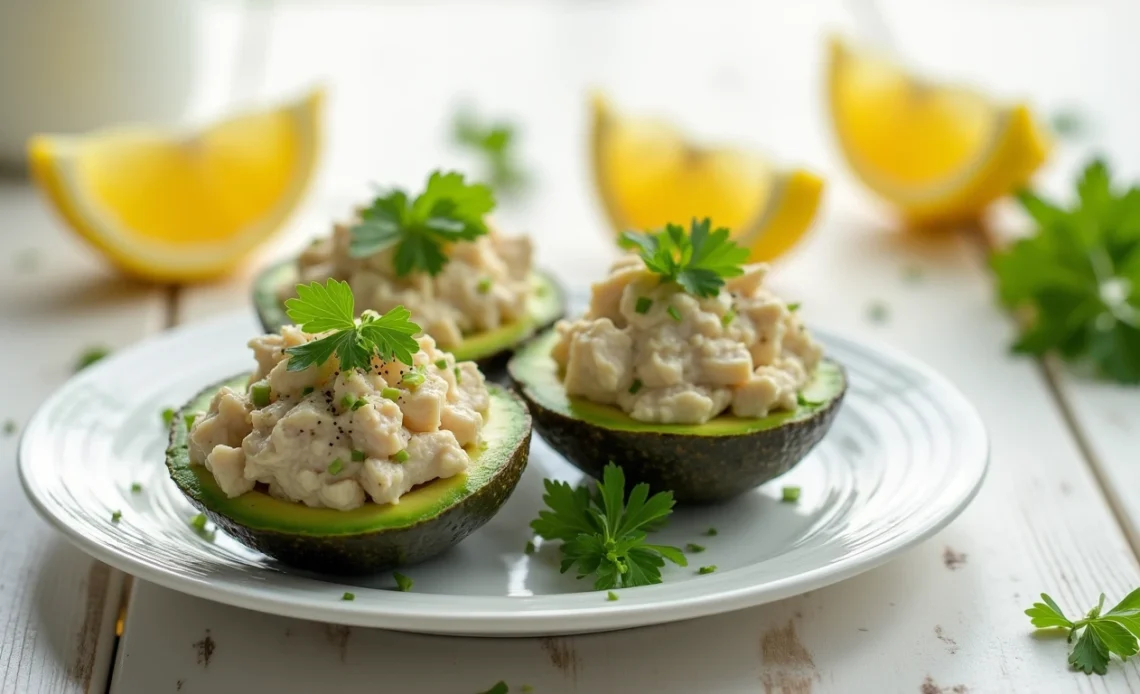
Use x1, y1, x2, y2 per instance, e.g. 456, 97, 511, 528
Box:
252, 259, 566, 369
166, 375, 533, 574
508, 330, 847, 503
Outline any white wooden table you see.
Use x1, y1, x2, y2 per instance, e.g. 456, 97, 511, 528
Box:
3, 2, 1139, 692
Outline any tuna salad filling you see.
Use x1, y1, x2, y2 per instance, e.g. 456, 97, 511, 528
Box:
188, 327, 490, 511
292, 223, 534, 349
551, 255, 823, 425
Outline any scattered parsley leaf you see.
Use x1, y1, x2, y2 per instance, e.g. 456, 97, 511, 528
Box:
477, 682, 509, 694
130, 483, 143, 494
2, 419, 17, 437
349, 170, 494, 276
393, 572, 413, 592
531, 463, 686, 590
161, 408, 175, 427
524, 540, 536, 555
781, 486, 801, 503
685, 543, 706, 553
1051, 109, 1087, 139
342, 592, 355, 601
620, 218, 750, 298
1027, 588, 1140, 675
705, 527, 718, 537
454, 106, 529, 194
787, 302, 801, 312
190, 513, 208, 531
607, 591, 619, 601
184, 413, 198, 431
992, 159, 1140, 383
75, 346, 110, 372
284, 280, 421, 372
521, 685, 533, 693
698, 565, 717, 575
111, 510, 122, 523
866, 301, 889, 324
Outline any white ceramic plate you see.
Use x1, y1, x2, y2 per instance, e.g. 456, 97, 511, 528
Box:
19, 310, 987, 637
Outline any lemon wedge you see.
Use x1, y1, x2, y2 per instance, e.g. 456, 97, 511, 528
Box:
29, 88, 323, 282
590, 92, 824, 262
827, 37, 1051, 226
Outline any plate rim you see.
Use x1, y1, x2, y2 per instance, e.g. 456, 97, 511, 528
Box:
18, 310, 989, 636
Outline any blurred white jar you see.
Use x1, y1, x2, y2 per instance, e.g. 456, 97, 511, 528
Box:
0, 0, 201, 165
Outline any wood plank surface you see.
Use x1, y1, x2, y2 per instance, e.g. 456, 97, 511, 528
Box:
108, 2, 1140, 693
0, 180, 163, 693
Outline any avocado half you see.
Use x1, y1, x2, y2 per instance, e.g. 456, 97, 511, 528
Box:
252, 259, 566, 374
507, 330, 847, 504
166, 375, 533, 575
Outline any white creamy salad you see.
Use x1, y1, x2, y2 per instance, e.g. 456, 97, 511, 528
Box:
295, 224, 534, 349
552, 255, 823, 425
188, 327, 490, 511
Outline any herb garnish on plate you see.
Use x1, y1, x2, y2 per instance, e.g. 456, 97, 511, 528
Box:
1027, 588, 1140, 675
619, 217, 750, 298
349, 170, 494, 277
531, 463, 686, 590
283, 279, 421, 372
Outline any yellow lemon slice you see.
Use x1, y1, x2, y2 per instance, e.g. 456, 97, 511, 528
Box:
29, 88, 323, 282
590, 92, 824, 262
827, 37, 1051, 226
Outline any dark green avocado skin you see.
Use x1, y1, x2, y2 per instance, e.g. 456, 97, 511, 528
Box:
251, 258, 566, 379
167, 377, 532, 575
194, 446, 529, 575
509, 363, 847, 504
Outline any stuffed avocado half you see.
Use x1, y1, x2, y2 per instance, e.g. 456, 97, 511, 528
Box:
507, 219, 847, 503
252, 170, 565, 374
170, 279, 532, 574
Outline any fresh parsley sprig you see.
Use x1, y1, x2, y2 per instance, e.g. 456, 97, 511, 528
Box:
531, 463, 686, 590
453, 107, 528, 194
283, 279, 421, 372
620, 218, 751, 298
991, 159, 1140, 383
348, 170, 495, 277
1026, 588, 1140, 675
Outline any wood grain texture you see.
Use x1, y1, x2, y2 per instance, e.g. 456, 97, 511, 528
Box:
0, 181, 161, 693
110, 1, 1140, 693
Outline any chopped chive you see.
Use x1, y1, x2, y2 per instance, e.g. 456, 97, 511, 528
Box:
705, 527, 718, 536
75, 346, 110, 372
161, 408, 176, 426
340, 394, 357, 409
524, 540, 536, 555
787, 302, 801, 312
454, 367, 461, 384
341, 592, 355, 601
393, 572, 413, 592
2, 419, 16, 436
698, 565, 717, 574
666, 305, 682, 322
607, 591, 619, 601
402, 370, 425, 388
393, 449, 409, 463
476, 277, 492, 294
184, 413, 198, 430
111, 510, 122, 523
351, 398, 366, 411
781, 486, 801, 503
381, 387, 401, 401
686, 543, 706, 553
796, 392, 822, 408
190, 513, 208, 531
250, 381, 271, 407
351, 449, 366, 462
302, 386, 314, 396
328, 459, 344, 476
629, 379, 643, 394
721, 308, 736, 326
635, 297, 653, 314
435, 359, 447, 370
130, 482, 143, 494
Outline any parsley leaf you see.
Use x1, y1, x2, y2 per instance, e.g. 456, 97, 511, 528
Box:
619, 218, 750, 298
454, 106, 528, 193
531, 463, 686, 590
283, 280, 421, 372
992, 159, 1140, 383
349, 171, 495, 276
1026, 588, 1140, 675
